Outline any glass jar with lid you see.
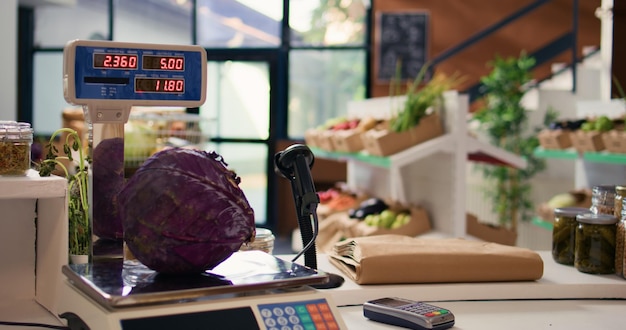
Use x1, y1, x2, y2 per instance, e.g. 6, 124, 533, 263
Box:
616, 197, 626, 278
239, 228, 275, 254
575, 213, 618, 274
590, 185, 616, 215
552, 207, 592, 265
0, 121, 33, 176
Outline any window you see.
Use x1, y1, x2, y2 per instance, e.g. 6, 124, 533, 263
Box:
196, 0, 282, 48
27, 0, 371, 230
113, 0, 192, 44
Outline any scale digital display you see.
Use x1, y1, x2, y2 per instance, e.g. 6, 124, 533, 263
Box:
142, 55, 185, 71
135, 78, 185, 93
63, 39, 206, 109
93, 53, 138, 69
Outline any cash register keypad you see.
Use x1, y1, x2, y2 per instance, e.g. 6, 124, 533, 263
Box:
258, 298, 339, 330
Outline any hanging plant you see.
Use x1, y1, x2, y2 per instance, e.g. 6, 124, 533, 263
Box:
472, 52, 546, 232
38, 128, 90, 258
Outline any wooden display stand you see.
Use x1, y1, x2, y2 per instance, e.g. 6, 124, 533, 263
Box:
312, 91, 527, 239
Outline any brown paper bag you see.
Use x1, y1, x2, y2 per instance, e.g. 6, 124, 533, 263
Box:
328, 234, 543, 284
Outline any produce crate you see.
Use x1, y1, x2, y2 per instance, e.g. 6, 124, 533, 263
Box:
331, 129, 364, 153
304, 129, 321, 148
466, 213, 517, 246
314, 204, 432, 253
125, 109, 211, 169
361, 113, 443, 156
538, 129, 572, 150
569, 130, 605, 153
316, 130, 337, 152
601, 130, 626, 153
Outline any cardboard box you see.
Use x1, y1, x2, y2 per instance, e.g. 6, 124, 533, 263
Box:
466, 213, 517, 246
535, 189, 592, 223
570, 130, 605, 152
332, 129, 364, 153
601, 130, 626, 153
361, 113, 443, 156
538, 129, 572, 149
315, 205, 432, 253
316, 130, 337, 152
303, 129, 321, 148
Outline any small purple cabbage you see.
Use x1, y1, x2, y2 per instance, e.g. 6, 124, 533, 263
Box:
92, 137, 125, 240
119, 148, 255, 274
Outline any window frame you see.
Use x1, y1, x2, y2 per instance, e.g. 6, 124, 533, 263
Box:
21, 0, 372, 234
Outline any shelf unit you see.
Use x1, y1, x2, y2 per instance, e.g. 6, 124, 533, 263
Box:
534, 147, 626, 164
313, 91, 527, 238
0, 170, 67, 317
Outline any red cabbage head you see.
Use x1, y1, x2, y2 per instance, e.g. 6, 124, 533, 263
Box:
119, 148, 255, 274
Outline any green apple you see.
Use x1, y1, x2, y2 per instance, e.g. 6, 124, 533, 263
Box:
379, 210, 397, 228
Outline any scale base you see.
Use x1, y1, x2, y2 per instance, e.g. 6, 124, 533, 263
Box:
56, 251, 347, 329
57, 278, 346, 330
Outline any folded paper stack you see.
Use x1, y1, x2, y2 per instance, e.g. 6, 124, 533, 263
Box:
328, 235, 543, 284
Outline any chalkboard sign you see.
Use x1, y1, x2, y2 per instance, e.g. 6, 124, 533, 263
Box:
376, 11, 429, 82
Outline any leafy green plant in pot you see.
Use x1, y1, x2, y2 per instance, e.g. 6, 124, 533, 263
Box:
472, 52, 546, 233
38, 128, 90, 263
389, 62, 462, 132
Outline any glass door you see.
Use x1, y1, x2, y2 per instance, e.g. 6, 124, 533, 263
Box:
199, 59, 275, 227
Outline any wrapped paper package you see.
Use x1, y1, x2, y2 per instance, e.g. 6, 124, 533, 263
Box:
328, 235, 543, 284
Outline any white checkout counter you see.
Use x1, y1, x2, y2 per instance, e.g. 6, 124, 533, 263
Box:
1, 251, 625, 329
1, 173, 625, 329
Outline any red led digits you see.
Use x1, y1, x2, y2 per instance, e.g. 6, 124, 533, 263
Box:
159, 57, 184, 70
135, 78, 185, 93
94, 54, 138, 69
143, 55, 185, 71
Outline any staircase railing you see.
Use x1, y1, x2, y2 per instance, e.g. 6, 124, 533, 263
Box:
429, 0, 579, 103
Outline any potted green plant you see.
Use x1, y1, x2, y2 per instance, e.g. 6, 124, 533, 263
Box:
38, 128, 90, 263
361, 63, 462, 156
472, 52, 546, 236
389, 62, 461, 133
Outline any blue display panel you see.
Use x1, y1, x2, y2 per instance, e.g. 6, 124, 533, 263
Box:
71, 45, 204, 102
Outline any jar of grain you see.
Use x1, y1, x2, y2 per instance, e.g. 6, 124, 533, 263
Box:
614, 186, 626, 218
552, 207, 592, 265
590, 185, 616, 215
616, 200, 626, 278
575, 213, 618, 274
0, 121, 33, 176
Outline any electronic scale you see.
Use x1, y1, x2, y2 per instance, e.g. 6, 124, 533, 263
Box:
56, 40, 346, 330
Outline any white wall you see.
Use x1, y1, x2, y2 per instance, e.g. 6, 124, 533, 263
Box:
0, 0, 17, 121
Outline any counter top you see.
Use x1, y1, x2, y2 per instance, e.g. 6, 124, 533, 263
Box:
284, 251, 626, 306
2, 251, 625, 330
338, 299, 626, 329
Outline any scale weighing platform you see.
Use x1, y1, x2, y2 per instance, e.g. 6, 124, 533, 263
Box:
58, 251, 343, 330
56, 40, 347, 329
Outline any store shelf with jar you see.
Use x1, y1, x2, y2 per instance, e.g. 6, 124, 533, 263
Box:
310, 91, 527, 239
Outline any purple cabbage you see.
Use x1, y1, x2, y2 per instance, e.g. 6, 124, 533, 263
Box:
92, 137, 125, 240
119, 148, 255, 274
